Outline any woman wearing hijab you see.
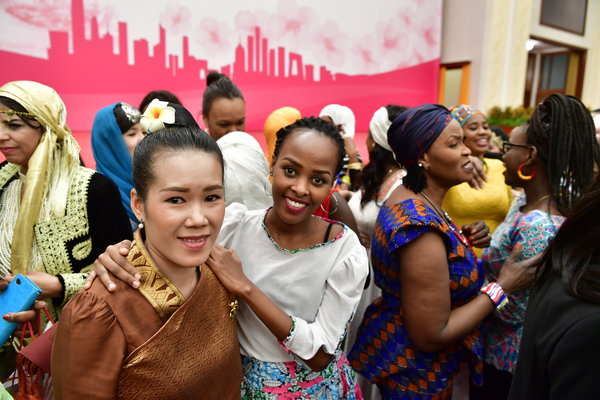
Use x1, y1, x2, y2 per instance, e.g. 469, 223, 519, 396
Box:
217, 130, 272, 210
0, 81, 131, 383
348, 104, 535, 399
91, 102, 144, 229
263, 107, 302, 164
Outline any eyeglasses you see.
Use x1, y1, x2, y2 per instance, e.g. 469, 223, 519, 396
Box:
502, 141, 532, 153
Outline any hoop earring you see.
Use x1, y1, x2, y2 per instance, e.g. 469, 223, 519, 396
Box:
517, 164, 536, 180
263, 175, 272, 196
320, 192, 339, 215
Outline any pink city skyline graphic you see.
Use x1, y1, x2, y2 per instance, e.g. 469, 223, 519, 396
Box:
1, 0, 440, 165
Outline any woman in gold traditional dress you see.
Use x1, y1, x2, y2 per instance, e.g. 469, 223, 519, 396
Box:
0, 81, 131, 380
51, 123, 242, 399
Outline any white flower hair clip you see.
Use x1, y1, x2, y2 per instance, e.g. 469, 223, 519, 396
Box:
140, 98, 176, 133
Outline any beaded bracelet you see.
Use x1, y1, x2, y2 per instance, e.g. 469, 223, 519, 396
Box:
480, 282, 509, 310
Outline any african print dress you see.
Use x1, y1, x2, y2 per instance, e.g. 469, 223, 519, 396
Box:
480, 194, 564, 373
349, 199, 484, 399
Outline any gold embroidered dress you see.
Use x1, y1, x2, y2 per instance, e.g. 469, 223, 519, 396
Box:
52, 231, 242, 400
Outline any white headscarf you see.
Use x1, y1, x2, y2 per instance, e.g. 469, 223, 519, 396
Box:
369, 107, 392, 152
319, 104, 356, 138
217, 131, 272, 210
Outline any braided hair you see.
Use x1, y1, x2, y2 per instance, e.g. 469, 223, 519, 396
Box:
360, 105, 407, 208
273, 116, 345, 175
526, 94, 600, 215
201, 71, 244, 118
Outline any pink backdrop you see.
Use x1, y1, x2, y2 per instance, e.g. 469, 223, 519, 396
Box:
1, 0, 442, 167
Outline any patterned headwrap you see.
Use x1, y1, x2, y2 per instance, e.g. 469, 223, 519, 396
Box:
91, 103, 138, 223
319, 104, 356, 138
450, 104, 483, 127
369, 107, 392, 152
387, 104, 452, 169
263, 107, 301, 163
0, 81, 81, 274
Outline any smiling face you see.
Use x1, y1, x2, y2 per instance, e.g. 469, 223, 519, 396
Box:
422, 119, 473, 188
0, 104, 43, 172
203, 97, 246, 141
462, 113, 492, 158
132, 149, 225, 274
270, 129, 338, 226
122, 122, 145, 158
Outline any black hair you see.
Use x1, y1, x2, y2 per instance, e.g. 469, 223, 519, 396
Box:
536, 174, 600, 303
201, 72, 244, 118
490, 125, 509, 142
526, 94, 600, 215
273, 116, 345, 175
402, 163, 427, 193
139, 90, 182, 114
360, 105, 407, 208
166, 103, 200, 130
0, 96, 44, 132
132, 125, 223, 200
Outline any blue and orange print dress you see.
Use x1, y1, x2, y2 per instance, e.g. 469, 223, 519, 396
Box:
348, 199, 484, 399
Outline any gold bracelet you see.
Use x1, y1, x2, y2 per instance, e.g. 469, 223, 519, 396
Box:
348, 162, 363, 170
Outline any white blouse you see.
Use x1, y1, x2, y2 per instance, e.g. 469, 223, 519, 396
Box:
217, 203, 369, 362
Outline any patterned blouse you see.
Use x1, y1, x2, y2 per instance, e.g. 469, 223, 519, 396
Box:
481, 194, 564, 373
349, 199, 484, 399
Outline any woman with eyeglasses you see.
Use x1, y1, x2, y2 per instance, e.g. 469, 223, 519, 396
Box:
471, 94, 600, 400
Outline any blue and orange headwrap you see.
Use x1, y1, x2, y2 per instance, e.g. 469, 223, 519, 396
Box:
450, 104, 483, 127
387, 104, 452, 169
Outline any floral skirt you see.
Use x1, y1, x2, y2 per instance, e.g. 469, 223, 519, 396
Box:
241, 350, 362, 399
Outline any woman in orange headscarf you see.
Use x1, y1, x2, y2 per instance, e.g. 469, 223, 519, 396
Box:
263, 107, 301, 163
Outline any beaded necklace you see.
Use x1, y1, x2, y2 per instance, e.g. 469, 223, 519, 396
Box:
420, 190, 475, 256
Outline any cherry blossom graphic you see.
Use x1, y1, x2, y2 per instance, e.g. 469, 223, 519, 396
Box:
234, 8, 268, 35
2, 0, 71, 30
311, 20, 348, 67
160, 3, 191, 36
194, 17, 233, 56
352, 35, 380, 74
87, 1, 118, 38
265, 0, 317, 51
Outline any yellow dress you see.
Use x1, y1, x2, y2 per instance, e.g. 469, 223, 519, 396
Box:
442, 158, 512, 257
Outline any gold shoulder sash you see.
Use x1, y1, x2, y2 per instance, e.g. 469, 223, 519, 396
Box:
118, 232, 242, 399
128, 231, 185, 322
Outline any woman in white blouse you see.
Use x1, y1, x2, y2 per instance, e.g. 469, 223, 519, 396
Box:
89, 117, 369, 398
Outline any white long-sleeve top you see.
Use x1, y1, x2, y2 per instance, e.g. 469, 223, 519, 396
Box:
217, 203, 369, 362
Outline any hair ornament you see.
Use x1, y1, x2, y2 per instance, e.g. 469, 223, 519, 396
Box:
140, 98, 176, 133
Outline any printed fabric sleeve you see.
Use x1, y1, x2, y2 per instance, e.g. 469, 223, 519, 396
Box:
496, 213, 560, 325
281, 239, 369, 359
51, 290, 127, 400
547, 314, 600, 399
387, 203, 453, 254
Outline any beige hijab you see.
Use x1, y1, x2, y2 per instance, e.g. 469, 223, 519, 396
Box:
0, 81, 80, 274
